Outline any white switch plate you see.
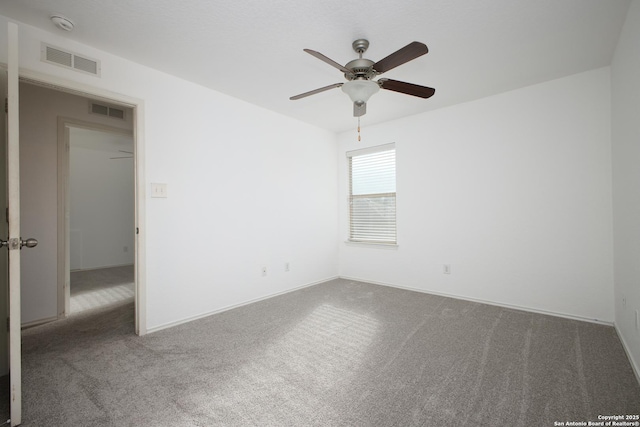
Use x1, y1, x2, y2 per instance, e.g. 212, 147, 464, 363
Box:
151, 183, 167, 198
443, 264, 451, 275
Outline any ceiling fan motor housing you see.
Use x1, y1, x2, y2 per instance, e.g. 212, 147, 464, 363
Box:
344, 58, 376, 80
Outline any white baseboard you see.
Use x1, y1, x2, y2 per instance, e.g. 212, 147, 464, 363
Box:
339, 275, 614, 326
70, 263, 134, 272
147, 274, 616, 334
614, 324, 640, 386
147, 276, 339, 334
21, 315, 58, 330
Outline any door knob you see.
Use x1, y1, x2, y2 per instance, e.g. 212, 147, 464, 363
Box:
21, 238, 38, 249
0, 238, 37, 249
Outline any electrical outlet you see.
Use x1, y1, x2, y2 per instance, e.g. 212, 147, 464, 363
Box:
285, 262, 290, 272
443, 264, 451, 275
261, 266, 267, 277
151, 183, 168, 198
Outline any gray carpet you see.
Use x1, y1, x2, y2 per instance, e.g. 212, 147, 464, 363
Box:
12, 279, 640, 426
70, 265, 134, 313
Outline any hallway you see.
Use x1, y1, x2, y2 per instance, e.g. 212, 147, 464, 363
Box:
71, 265, 134, 314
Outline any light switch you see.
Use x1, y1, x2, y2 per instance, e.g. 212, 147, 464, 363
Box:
151, 183, 167, 198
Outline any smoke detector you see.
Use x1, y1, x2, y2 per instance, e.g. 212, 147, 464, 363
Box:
50, 15, 74, 32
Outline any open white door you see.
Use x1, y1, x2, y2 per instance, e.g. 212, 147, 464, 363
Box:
5, 22, 21, 427
4, 22, 38, 427
0, 51, 8, 422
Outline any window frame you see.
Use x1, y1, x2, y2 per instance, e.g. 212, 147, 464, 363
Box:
346, 143, 397, 246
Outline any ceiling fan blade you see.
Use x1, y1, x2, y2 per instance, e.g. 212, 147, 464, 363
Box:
290, 83, 343, 100
378, 79, 435, 99
304, 49, 353, 75
373, 42, 429, 74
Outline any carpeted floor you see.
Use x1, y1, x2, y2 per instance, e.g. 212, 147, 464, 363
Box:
70, 265, 134, 313
11, 279, 640, 426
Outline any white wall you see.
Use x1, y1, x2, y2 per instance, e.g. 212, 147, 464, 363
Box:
69, 129, 135, 270
2, 17, 339, 329
612, 0, 640, 377
19, 83, 134, 323
4, 12, 621, 337
338, 67, 614, 322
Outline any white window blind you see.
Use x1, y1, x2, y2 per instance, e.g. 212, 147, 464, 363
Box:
348, 144, 396, 244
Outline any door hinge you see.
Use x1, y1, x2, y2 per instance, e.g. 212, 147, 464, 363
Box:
136, 227, 139, 235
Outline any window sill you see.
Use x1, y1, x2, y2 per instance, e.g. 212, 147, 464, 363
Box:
344, 241, 399, 250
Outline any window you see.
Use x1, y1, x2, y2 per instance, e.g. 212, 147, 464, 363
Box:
347, 143, 396, 245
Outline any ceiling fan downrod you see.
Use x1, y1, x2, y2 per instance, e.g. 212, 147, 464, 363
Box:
352, 39, 369, 58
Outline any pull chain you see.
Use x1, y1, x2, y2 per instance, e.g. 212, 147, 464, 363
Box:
357, 117, 361, 142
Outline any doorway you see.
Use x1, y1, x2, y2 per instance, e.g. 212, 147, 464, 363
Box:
2, 24, 145, 424
18, 82, 135, 327
66, 125, 135, 315
16, 77, 146, 335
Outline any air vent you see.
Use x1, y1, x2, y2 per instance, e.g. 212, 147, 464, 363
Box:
44, 46, 72, 67
41, 43, 101, 77
90, 102, 125, 120
73, 55, 98, 74
91, 103, 109, 115
108, 108, 125, 119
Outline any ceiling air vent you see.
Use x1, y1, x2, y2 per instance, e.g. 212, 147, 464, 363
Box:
41, 43, 101, 77
90, 102, 126, 120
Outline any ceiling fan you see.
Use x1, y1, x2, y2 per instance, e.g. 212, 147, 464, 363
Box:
290, 39, 435, 117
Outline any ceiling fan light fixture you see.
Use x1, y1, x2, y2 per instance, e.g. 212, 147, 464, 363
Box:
341, 80, 380, 104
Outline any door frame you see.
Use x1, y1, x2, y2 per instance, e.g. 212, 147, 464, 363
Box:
57, 118, 135, 319
0, 52, 8, 380
7, 22, 21, 426
18, 70, 147, 335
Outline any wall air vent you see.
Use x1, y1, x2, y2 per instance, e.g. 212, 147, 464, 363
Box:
41, 43, 101, 77
89, 102, 126, 120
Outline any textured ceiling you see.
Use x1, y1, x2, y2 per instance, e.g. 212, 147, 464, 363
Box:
0, 0, 631, 133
